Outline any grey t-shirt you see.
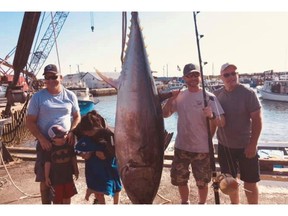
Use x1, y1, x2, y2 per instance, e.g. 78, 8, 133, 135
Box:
170, 89, 224, 153
214, 84, 261, 149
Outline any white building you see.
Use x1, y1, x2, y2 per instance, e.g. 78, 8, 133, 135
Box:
62, 72, 121, 89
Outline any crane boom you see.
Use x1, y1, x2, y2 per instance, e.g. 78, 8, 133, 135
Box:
29, 12, 69, 75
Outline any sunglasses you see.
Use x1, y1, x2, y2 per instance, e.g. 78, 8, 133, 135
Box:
44, 75, 59, 80
185, 73, 200, 78
222, 72, 237, 78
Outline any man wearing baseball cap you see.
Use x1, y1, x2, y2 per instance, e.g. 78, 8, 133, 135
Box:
212, 62, 262, 204
162, 63, 225, 204
26, 64, 81, 204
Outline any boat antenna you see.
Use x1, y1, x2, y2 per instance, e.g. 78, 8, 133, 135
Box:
193, 11, 220, 204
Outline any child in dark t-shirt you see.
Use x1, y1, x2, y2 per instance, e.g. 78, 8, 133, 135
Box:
44, 125, 79, 204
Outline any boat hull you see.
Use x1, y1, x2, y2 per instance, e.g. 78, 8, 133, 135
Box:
78, 100, 95, 116
67, 87, 99, 115
259, 89, 288, 102
259, 80, 288, 102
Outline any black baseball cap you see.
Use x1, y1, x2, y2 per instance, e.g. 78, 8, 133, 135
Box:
43, 64, 59, 75
183, 63, 200, 76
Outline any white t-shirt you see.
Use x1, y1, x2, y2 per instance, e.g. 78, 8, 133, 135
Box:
170, 89, 224, 153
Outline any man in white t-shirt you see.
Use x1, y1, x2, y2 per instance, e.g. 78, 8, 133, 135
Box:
162, 63, 225, 204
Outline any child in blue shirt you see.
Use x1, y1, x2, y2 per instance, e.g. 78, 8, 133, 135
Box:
73, 110, 122, 204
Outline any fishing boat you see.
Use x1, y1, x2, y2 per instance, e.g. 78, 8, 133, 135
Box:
258, 79, 288, 102
167, 81, 185, 90
204, 80, 223, 92
67, 86, 99, 116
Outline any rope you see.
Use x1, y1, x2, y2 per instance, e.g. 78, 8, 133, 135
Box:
0, 152, 40, 199
120, 12, 127, 65
156, 193, 171, 204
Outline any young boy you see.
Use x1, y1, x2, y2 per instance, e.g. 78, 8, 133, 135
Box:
45, 125, 79, 204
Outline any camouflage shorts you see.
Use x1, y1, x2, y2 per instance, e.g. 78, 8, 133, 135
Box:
170, 148, 211, 187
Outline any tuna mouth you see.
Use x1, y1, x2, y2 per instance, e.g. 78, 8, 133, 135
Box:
120, 160, 154, 177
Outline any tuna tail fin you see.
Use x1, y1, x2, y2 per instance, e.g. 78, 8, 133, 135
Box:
95, 69, 119, 89
164, 130, 173, 151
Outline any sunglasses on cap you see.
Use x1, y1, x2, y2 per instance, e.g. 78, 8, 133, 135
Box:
44, 75, 59, 80
222, 72, 237, 78
185, 73, 200, 78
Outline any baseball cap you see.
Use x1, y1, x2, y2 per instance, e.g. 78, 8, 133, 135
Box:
48, 125, 67, 139
183, 63, 200, 76
43, 64, 59, 75
220, 63, 237, 73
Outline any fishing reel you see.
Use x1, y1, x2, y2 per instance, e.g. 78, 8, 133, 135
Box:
216, 173, 239, 195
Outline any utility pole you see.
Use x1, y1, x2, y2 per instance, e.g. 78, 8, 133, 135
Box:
166, 64, 168, 77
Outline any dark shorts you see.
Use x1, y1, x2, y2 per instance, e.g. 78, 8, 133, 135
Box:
218, 143, 260, 183
53, 182, 78, 204
34, 142, 45, 182
170, 148, 211, 187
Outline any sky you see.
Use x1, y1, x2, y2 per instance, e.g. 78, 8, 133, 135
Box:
2, 1, 288, 80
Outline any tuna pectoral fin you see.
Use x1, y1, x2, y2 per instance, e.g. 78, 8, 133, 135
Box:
95, 69, 119, 89
164, 130, 173, 151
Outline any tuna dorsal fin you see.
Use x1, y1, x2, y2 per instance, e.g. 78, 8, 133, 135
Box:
95, 69, 119, 89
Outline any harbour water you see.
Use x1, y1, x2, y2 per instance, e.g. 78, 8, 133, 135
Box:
95, 92, 288, 146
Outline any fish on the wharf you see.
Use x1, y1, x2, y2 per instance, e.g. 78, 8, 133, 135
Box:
98, 12, 166, 204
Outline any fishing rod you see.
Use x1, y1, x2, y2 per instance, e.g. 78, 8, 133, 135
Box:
193, 11, 220, 204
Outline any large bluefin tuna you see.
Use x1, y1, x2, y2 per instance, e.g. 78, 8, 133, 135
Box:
114, 12, 165, 204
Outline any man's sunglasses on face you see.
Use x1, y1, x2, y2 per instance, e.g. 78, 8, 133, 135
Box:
185, 73, 200, 78
222, 72, 237, 78
44, 75, 59, 80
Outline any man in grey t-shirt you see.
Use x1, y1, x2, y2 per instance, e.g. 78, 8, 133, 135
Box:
213, 63, 262, 204
163, 63, 225, 204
